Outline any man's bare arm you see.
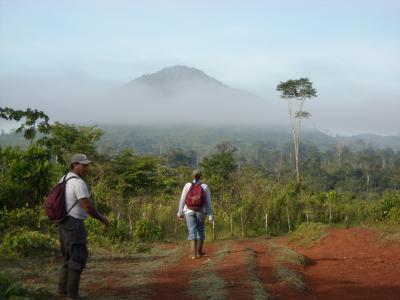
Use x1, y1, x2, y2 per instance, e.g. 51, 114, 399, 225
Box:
79, 198, 109, 226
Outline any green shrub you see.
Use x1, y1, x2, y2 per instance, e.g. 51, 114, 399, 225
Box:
134, 220, 163, 242
388, 207, 400, 224
0, 208, 37, 235
86, 217, 133, 245
372, 192, 400, 222
0, 228, 57, 257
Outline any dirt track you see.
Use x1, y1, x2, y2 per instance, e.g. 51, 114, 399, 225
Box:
147, 227, 400, 300
4, 227, 400, 299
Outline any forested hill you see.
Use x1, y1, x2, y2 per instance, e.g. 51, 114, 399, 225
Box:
2, 125, 400, 155
97, 125, 334, 155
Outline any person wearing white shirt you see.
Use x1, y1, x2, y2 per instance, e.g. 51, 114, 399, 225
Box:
177, 169, 213, 259
57, 153, 109, 300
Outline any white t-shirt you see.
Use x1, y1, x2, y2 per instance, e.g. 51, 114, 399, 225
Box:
60, 172, 89, 220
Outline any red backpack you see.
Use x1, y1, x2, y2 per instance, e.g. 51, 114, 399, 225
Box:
185, 183, 205, 211
44, 175, 79, 222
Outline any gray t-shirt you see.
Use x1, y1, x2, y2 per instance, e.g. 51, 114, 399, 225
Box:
60, 172, 89, 220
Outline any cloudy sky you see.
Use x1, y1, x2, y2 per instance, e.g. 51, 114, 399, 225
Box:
0, 0, 399, 135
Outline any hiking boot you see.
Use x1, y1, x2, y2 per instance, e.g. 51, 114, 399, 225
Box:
67, 269, 82, 299
197, 240, 205, 256
57, 268, 68, 297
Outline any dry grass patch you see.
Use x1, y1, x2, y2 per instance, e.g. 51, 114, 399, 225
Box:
266, 241, 307, 292
267, 242, 306, 266
244, 247, 274, 300
187, 242, 231, 300
288, 222, 328, 249
275, 266, 306, 291
370, 224, 400, 245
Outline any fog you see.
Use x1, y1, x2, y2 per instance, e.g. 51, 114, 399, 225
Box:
0, 68, 289, 129
1, 66, 398, 136
1, 1, 399, 136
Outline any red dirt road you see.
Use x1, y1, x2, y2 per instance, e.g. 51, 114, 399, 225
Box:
291, 227, 400, 300
149, 228, 400, 300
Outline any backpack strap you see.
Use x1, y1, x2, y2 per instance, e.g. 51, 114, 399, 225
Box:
63, 175, 81, 217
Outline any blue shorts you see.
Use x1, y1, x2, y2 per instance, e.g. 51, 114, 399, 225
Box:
185, 211, 206, 241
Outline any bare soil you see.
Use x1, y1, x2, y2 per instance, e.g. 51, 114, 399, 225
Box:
3, 227, 400, 299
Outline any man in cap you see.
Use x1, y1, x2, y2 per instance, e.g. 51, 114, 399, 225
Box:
57, 153, 109, 299
177, 169, 213, 259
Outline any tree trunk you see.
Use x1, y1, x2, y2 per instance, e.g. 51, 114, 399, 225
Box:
286, 206, 291, 232
366, 171, 370, 193
265, 213, 268, 236
212, 220, 216, 240
240, 210, 244, 237
230, 214, 234, 237
174, 218, 178, 241
128, 214, 133, 234
278, 146, 283, 182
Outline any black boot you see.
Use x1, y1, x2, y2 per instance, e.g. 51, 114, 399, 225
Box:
67, 269, 82, 299
57, 267, 68, 296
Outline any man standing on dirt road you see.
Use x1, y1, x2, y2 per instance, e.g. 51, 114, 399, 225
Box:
177, 169, 213, 259
57, 153, 109, 300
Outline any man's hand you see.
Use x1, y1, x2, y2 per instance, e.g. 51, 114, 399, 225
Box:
80, 198, 109, 225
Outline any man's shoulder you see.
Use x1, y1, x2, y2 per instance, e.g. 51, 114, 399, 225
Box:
64, 173, 86, 185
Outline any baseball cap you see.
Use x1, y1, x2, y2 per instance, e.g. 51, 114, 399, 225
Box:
70, 153, 92, 165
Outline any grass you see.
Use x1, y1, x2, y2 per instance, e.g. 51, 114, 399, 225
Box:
84, 243, 185, 299
0, 272, 53, 300
275, 266, 306, 291
244, 248, 274, 300
267, 242, 307, 266
0, 243, 186, 300
369, 224, 400, 245
266, 241, 307, 292
288, 222, 328, 249
187, 242, 231, 300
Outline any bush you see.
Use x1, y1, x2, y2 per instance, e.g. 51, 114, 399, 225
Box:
388, 207, 400, 224
0, 208, 37, 235
372, 192, 400, 222
86, 218, 132, 245
134, 220, 163, 242
0, 228, 57, 257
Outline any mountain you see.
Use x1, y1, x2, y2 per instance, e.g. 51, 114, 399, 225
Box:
111, 65, 281, 126
130, 65, 225, 89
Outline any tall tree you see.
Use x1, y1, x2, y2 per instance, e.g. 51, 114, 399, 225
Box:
276, 78, 317, 182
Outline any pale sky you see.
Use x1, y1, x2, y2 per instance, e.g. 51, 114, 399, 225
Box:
1, 0, 399, 135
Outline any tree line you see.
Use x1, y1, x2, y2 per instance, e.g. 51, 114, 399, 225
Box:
0, 106, 399, 253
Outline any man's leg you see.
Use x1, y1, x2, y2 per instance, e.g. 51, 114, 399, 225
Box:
197, 240, 205, 256
190, 240, 198, 258
57, 222, 70, 296
67, 267, 82, 299
57, 265, 68, 296
196, 212, 206, 256
59, 218, 88, 299
185, 213, 198, 259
